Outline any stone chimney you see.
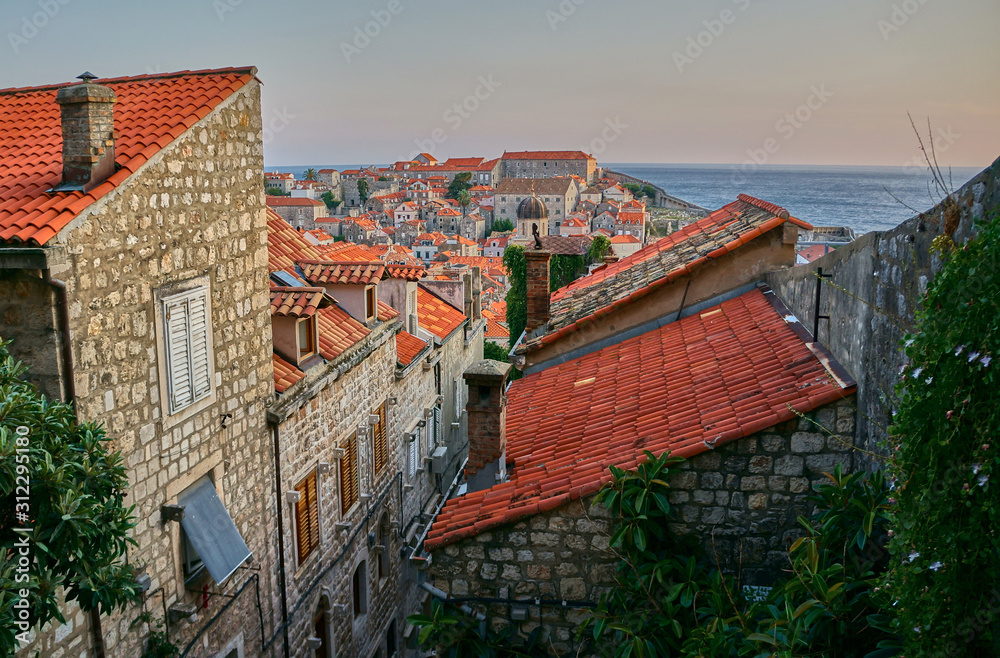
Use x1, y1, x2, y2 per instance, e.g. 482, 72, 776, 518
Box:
603, 254, 619, 265
463, 359, 511, 493
524, 249, 551, 333
53, 72, 117, 192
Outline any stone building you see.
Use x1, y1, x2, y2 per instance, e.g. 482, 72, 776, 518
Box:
500, 151, 597, 184
266, 196, 329, 231
495, 178, 580, 234
422, 285, 858, 654
0, 68, 279, 657
266, 171, 296, 193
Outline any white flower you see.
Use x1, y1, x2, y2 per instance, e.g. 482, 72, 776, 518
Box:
973, 463, 982, 475
981, 355, 992, 368
978, 475, 989, 487
955, 345, 966, 356
908, 551, 920, 562
905, 338, 914, 347
925, 377, 934, 384
929, 561, 943, 571
912, 367, 923, 378
968, 351, 981, 363
914, 626, 921, 633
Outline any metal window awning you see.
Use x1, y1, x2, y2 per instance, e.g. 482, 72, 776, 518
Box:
178, 478, 252, 585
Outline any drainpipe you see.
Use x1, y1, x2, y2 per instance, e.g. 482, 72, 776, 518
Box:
41, 271, 75, 405
40, 270, 104, 654
268, 419, 291, 658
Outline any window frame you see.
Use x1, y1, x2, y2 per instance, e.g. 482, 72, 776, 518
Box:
163, 285, 213, 415
372, 401, 388, 476
293, 468, 321, 566
297, 316, 317, 360
339, 432, 360, 516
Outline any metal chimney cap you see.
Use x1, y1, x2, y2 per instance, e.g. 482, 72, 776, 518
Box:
77, 71, 98, 82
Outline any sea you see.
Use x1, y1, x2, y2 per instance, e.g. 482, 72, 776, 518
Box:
269, 163, 984, 236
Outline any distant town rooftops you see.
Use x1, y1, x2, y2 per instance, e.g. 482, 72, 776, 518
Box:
267, 196, 325, 207
501, 150, 595, 160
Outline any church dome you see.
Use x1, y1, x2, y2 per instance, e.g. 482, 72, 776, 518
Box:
517, 195, 548, 220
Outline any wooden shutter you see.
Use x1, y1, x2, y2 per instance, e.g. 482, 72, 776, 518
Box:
431, 406, 441, 451
165, 298, 192, 412
340, 433, 359, 515
294, 471, 319, 564
373, 402, 387, 475
407, 432, 417, 478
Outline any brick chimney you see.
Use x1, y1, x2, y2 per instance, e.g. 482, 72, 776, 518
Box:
53, 72, 117, 192
524, 249, 551, 333
463, 359, 511, 493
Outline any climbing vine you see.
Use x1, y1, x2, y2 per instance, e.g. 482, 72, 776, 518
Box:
888, 211, 1000, 655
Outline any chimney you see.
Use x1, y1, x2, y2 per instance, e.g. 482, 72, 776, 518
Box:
463, 359, 511, 493
603, 254, 619, 265
524, 249, 551, 333
52, 72, 117, 192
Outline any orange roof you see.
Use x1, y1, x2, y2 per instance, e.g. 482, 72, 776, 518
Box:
270, 287, 328, 317
305, 229, 334, 241
425, 287, 856, 549
396, 330, 429, 367
610, 234, 641, 244
316, 304, 370, 361
617, 210, 646, 225
501, 150, 594, 161
523, 195, 812, 355
797, 244, 835, 263
378, 300, 399, 322
386, 264, 425, 281
273, 353, 305, 394
299, 260, 386, 286
0, 67, 257, 245
267, 196, 325, 207
485, 319, 509, 339
417, 287, 466, 341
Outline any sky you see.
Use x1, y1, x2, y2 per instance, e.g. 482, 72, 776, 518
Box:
3, 0, 998, 168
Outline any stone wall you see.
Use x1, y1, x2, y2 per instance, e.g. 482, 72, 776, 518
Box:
0, 270, 64, 399
269, 324, 405, 658
765, 157, 1000, 469
12, 80, 279, 658
426, 395, 857, 655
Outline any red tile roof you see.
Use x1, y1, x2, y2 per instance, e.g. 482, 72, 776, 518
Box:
396, 330, 429, 366
299, 260, 386, 286
797, 244, 835, 263
378, 300, 400, 322
417, 287, 466, 340
267, 196, 324, 207
501, 150, 594, 161
485, 319, 509, 339
520, 195, 812, 355
610, 234, 641, 244
386, 264, 425, 281
270, 287, 328, 317
425, 287, 856, 549
273, 353, 305, 394
0, 67, 257, 245
316, 305, 370, 361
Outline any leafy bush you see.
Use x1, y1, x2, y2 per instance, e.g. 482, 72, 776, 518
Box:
888, 211, 1000, 655
503, 245, 526, 348
483, 341, 510, 363
409, 598, 549, 657
0, 343, 140, 653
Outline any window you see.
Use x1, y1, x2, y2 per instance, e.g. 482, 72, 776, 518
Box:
430, 406, 441, 453
294, 470, 320, 565
163, 287, 212, 414
298, 317, 316, 359
376, 513, 390, 580
373, 402, 388, 475
407, 430, 418, 479
353, 561, 368, 617
454, 378, 464, 420
386, 620, 397, 657
181, 526, 205, 582
339, 433, 359, 515
366, 286, 377, 320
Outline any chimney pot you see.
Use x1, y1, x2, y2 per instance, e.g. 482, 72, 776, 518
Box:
52, 73, 117, 193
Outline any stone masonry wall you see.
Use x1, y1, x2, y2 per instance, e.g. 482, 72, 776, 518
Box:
427, 395, 857, 655
0, 271, 63, 399
14, 80, 279, 658
765, 157, 1000, 470
270, 325, 405, 658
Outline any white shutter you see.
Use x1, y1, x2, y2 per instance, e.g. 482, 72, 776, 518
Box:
454, 378, 462, 420
163, 287, 212, 414
165, 298, 192, 412
188, 292, 212, 399
431, 406, 441, 451
407, 433, 417, 478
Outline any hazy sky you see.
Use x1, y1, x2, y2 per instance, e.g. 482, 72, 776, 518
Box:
4, 0, 998, 168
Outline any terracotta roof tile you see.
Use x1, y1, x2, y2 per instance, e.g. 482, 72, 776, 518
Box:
386, 264, 425, 281
378, 300, 399, 322
396, 330, 429, 366
298, 260, 386, 286
425, 287, 855, 549
485, 319, 509, 339
0, 67, 257, 245
266, 196, 324, 206
269, 286, 328, 317
273, 353, 305, 394
417, 287, 466, 340
501, 150, 594, 160
519, 195, 813, 355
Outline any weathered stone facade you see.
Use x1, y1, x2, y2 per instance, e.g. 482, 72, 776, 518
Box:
426, 395, 856, 655
6, 79, 279, 657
